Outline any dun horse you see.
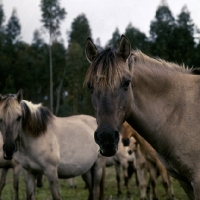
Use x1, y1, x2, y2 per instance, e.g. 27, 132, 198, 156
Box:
85, 35, 200, 200
0, 91, 105, 200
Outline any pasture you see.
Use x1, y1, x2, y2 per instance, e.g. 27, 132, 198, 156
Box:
1, 166, 188, 199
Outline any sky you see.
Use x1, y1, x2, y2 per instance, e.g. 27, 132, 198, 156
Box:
2, 0, 200, 47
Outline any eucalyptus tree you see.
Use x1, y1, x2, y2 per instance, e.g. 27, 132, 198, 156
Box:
150, 1, 175, 60
40, 0, 66, 112
66, 14, 94, 116
170, 6, 195, 66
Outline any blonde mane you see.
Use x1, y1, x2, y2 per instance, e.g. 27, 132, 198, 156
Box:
132, 50, 191, 73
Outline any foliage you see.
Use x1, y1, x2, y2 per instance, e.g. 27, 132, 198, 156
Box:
68, 14, 91, 49
65, 14, 94, 116
108, 28, 121, 48
5, 9, 21, 44
40, 0, 66, 39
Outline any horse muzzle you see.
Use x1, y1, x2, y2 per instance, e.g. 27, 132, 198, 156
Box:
99, 145, 118, 157
3, 143, 17, 160
94, 129, 119, 157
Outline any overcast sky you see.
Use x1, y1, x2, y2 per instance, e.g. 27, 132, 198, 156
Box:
2, 0, 200, 47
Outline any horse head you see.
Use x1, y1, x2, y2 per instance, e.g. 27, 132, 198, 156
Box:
0, 90, 23, 160
85, 35, 133, 157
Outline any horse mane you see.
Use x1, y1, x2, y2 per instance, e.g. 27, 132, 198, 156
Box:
20, 100, 54, 137
133, 50, 191, 73
84, 49, 192, 90
84, 48, 129, 91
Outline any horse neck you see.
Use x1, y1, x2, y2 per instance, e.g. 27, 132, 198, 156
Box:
128, 63, 189, 145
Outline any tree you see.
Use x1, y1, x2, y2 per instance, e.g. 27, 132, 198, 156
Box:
150, 2, 175, 59
68, 14, 91, 49
0, 4, 5, 27
5, 9, 21, 44
169, 6, 195, 66
125, 23, 150, 54
65, 14, 94, 116
40, 0, 66, 112
108, 28, 120, 48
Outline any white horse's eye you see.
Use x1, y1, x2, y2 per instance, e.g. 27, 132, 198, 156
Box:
16, 116, 22, 122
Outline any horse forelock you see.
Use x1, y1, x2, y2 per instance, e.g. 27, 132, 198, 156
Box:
0, 95, 21, 120
84, 48, 131, 91
20, 100, 54, 137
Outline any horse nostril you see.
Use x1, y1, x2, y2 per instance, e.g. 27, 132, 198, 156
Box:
114, 130, 119, 143
128, 150, 132, 155
2, 144, 6, 151
94, 131, 100, 144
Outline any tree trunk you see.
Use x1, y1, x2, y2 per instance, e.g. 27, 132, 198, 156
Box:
55, 67, 66, 115
49, 34, 53, 113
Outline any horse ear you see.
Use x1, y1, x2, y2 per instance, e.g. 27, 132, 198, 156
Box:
117, 35, 131, 61
85, 37, 98, 63
17, 89, 23, 103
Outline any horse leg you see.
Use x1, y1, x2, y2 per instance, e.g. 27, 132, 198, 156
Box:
91, 154, 106, 200
22, 168, 36, 200
148, 163, 158, 200
36, 173, 43, 188
168, 175, 174, 198
44, 167, 61, 200
13, 164, 21, 200
122, 160, 131, 197
81, 170, 92, 200
178, 179, 194, 200
160, 168, 174, 200
0, 168, 9, 200
136, 162, 147, 200
114, 162, 122, 196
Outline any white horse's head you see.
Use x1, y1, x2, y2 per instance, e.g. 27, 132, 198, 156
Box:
0, 90, 23, 160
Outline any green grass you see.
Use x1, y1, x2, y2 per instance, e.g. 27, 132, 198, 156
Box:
0, 166, 188, 200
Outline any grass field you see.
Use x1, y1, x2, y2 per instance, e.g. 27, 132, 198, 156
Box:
0, 166, 188, 200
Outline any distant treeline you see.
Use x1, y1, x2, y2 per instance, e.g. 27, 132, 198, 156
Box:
0, 1, 199, 116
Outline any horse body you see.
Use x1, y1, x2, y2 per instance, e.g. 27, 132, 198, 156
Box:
85, 35, 200, 199
0, 94, 105, 200
17, 114, 98, 178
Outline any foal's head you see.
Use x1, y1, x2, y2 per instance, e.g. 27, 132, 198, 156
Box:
85, 35, 133, 156
0, 90, 23, 160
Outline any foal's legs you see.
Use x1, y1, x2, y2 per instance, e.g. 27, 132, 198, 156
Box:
114, 162, 122, 196
13, 164, 21, 200
121, 159, 131, 197
44, 167, 61, 200
22, 168, 36, 200
0, 168, 9, 199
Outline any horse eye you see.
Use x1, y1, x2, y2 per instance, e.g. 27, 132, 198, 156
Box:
122, 80, 131, 90
87, 83, 94, 94
0, 119, 2, 123
16, 116, 22, 122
